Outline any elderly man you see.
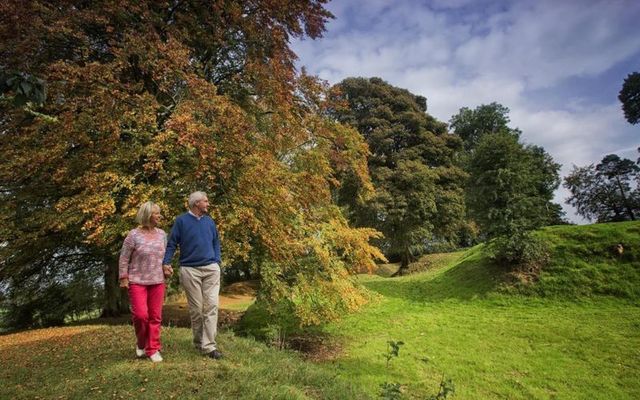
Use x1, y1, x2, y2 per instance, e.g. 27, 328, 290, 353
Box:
163, 191, 223, 359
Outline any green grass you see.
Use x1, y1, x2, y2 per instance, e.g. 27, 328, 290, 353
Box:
3, 221, 639, 399
0, 325, 368, 400
310, 221, 640, 399
319, 292, 640, 398
517, 221, 640, 300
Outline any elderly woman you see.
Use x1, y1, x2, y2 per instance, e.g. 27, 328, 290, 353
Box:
119, 201, 168, 362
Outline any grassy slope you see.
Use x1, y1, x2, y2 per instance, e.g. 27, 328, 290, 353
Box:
0, 325, 368, 400
520, 221, 640, 299
315, 221, 640, 399
2, 222, 639, 399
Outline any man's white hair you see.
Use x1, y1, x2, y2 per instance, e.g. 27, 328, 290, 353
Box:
188, 191, 207, 209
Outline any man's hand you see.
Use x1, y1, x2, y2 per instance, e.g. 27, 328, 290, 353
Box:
163, 264, 174, 278
119, 278, 129, 288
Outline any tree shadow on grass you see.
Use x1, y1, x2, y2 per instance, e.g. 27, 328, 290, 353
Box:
0, 325, 206, 399
363, 252, 505, 303
0, 324, 371, 400
64, 307, 243, 332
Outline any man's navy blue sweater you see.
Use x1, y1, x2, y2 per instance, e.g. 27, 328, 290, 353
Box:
163, 213, 222, 267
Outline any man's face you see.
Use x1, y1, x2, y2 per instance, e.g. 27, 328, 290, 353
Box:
196, 197, 209, 214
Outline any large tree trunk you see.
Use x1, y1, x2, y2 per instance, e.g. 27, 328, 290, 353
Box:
392, 249, 414, 277
101, 257, 129, 317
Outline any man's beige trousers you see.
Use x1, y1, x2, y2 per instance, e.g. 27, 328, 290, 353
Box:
179, 263, 220, 353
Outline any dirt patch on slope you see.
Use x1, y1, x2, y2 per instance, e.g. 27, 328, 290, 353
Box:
286, 333, 344, 362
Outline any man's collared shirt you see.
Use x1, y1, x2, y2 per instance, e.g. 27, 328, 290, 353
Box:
189, 210, 203, 220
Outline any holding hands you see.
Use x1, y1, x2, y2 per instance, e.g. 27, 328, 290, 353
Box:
120, 265, 169, 289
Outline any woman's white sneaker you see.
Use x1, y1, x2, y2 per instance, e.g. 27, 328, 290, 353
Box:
136, 346, 145, 358
149, 351, 163, 362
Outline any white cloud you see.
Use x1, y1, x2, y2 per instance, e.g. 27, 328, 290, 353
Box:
292, 0, 640, 223
454, 0, 640, 88
512, 104, 636, 166
511, 100, 639, 222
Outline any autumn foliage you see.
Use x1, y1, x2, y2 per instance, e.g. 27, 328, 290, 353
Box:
0, 1, 384, 327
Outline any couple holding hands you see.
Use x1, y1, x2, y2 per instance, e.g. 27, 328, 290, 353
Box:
118, 191, 223, 362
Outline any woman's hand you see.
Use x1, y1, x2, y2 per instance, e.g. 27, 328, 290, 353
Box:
163, 265, 173, 278
119, 278, 129, 288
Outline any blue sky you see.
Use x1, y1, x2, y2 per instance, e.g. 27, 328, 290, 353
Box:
292, 0, 640, 222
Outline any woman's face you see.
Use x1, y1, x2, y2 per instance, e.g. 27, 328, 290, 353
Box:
150, 207, 162, 227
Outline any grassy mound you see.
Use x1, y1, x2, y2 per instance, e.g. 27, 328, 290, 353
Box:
361, 246, 503, 303
387, 221, 640, 303
519, 221, 640, 300
306, 222, 640, 398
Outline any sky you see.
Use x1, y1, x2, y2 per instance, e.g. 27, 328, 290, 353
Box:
291, 0, 640, 223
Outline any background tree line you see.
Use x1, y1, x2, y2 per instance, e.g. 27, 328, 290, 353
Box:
331, 81, 564, 273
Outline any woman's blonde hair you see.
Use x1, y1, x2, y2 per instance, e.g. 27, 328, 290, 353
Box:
135, 201, 160, 227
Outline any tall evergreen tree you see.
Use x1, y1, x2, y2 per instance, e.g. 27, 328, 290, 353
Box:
330, 77, 466, 272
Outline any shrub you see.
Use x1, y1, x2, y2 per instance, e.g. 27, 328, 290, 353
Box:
490, 231, 550, 277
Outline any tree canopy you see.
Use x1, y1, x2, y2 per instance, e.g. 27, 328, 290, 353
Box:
565, 153, 639, 222
330, 77, 466, 271
0, 0, 384, 328
449, 103, 563, 242
619, 72, 640, 125
449, 102, 519, 152
466, 131, 562, 238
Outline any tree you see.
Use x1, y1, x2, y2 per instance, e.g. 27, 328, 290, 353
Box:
330, 77, 466, 272
450, 103, 564, 240
466, 132, 561, 239
0, 1, 384, 328
564, 154, 639, 222
449, 102, 519, 152
464, 131, 561, 271
619, 72, 640, 125
596, 155, 639, 220
0, 71, 47, 107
